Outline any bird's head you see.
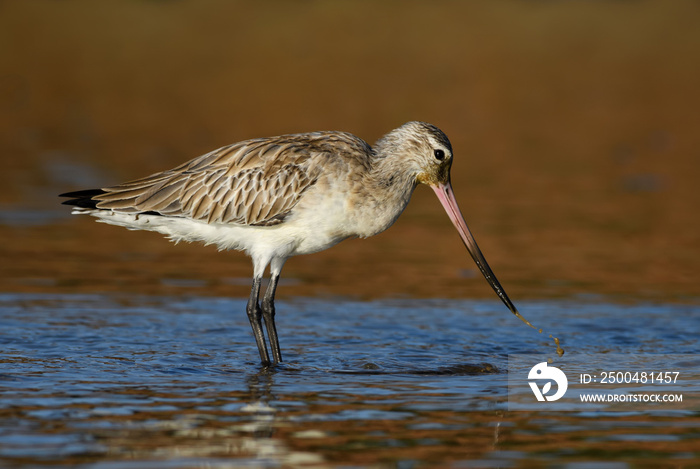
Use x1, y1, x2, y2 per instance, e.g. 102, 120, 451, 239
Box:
375, 121, 454, 187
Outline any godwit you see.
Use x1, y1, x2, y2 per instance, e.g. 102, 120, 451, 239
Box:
61, 121, 524, 366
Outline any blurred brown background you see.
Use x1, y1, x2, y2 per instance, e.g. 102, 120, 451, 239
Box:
0, 0, 698, 301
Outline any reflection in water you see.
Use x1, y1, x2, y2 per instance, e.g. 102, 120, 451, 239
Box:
0, 294, 699, 467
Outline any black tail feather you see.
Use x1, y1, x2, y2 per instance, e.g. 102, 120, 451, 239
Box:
59, 189, 106, 209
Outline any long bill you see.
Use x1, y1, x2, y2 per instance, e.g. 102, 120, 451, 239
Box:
431, 182, 536, 329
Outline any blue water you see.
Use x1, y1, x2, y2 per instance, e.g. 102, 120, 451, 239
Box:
0, 293, 698, 467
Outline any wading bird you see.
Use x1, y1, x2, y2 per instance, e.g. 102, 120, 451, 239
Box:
61, 122, 522, 366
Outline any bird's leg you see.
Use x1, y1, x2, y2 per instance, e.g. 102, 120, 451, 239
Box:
261, 272, 282, 363
246, 276, 270, 366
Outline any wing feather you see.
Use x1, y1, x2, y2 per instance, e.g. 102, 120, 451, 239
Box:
91, 132, 373, 226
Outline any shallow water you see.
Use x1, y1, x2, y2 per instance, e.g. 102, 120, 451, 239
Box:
1, 293, 698, 467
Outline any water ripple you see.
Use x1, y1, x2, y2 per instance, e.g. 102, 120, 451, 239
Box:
0, 293, 698, 467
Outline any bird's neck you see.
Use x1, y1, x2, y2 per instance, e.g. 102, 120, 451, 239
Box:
366, 154, 417, 194
348, 150, 418, 238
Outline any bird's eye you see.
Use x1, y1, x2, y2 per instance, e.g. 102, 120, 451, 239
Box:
434, 149, 445, 161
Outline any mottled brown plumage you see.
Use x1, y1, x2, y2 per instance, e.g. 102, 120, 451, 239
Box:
92, 132, 373, 226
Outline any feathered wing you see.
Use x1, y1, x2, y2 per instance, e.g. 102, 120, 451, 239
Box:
89, 135, 340, 226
